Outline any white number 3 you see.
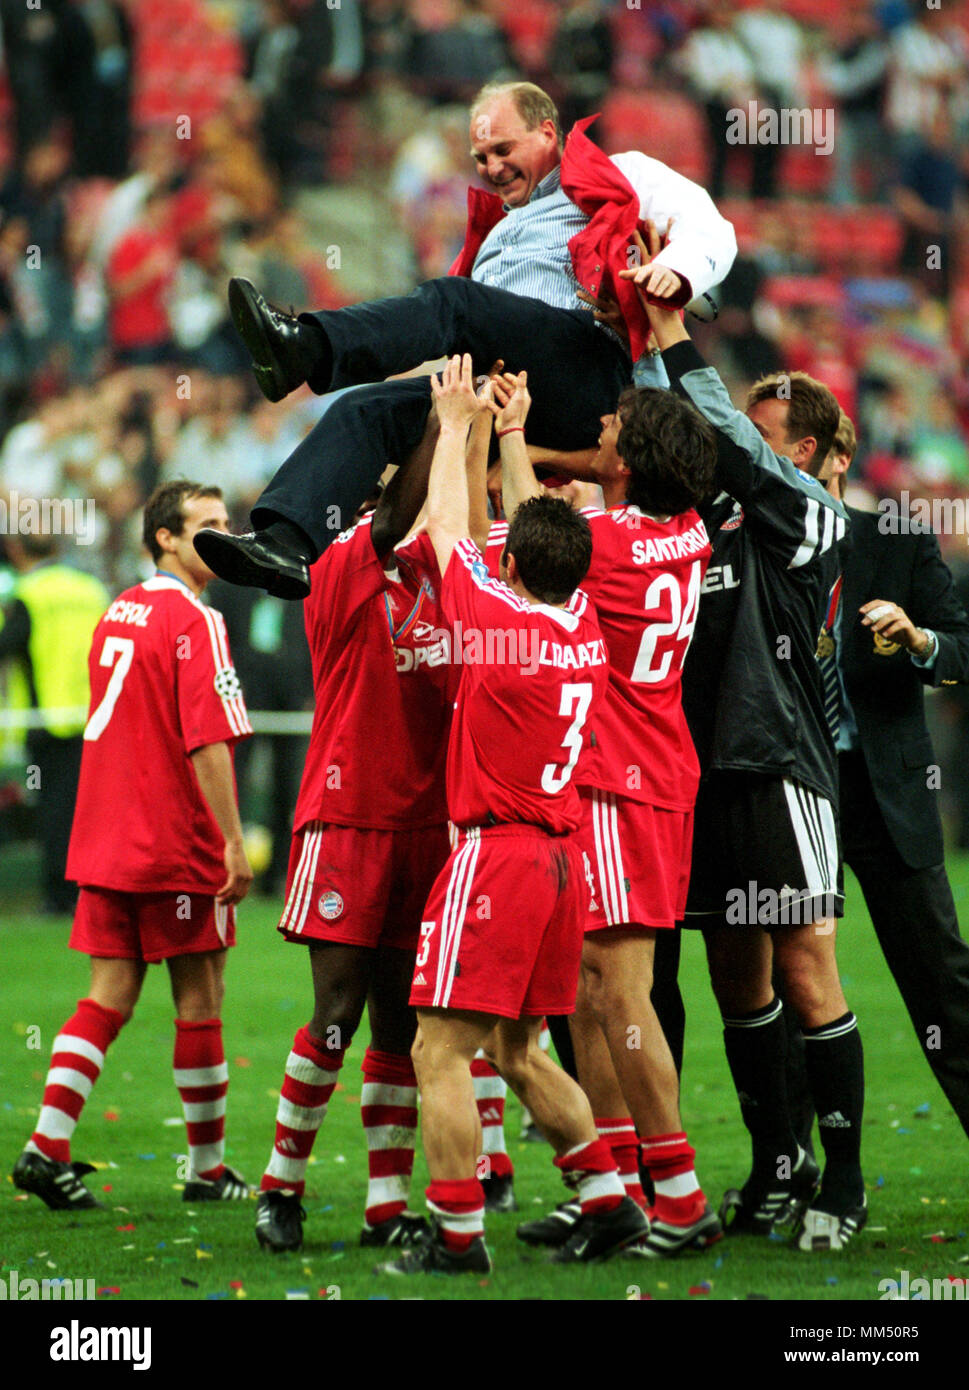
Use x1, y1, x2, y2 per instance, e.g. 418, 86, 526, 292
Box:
541, 682, 593, 795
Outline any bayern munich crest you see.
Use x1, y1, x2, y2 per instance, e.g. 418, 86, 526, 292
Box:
318, 890, 344, 920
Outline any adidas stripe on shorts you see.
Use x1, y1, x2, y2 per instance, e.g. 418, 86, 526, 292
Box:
684, 770, 843, 926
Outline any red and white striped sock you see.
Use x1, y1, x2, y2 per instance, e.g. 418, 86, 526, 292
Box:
641, 1131, 705, 1225
361, 1047, 417, 1228
426, 1177, 485, 1254
27, 998, 123, 1163
260, 1026, 344, 1196
555, 1138, 625, 1214
596, 1116, 647, 1208
471, 1054, 513, 1181
173, 1018, 230, 1181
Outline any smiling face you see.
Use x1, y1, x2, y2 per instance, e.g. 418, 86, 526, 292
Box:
591, 411, 623, 478
589, 409, 632, 508
469, 95, 560, 208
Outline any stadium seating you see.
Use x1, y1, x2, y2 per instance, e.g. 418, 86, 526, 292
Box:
600, 88, 709, 184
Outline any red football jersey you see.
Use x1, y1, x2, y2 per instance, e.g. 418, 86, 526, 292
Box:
293, 517, 452, 833
488, 505, 710, 810
67, 575, 252, 894
441, 538, 609, 833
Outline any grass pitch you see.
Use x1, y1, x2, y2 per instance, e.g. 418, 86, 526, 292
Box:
2, 848, 968, 1306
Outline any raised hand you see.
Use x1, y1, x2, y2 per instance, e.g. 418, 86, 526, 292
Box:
490, 370, 531, 433
431, 353, 487, 433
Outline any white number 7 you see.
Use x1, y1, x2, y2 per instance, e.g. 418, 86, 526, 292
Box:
541, 682, 593, 795
84, 636, 135, 742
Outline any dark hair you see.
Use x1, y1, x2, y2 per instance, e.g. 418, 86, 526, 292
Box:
502, 495, 592, 605
615, 388, 717, 515
143, 481, 223, 562
746, 371, 841, 473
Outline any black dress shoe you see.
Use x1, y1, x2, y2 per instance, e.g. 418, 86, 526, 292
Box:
227, 278, 327, 402
194, 529, 311, 600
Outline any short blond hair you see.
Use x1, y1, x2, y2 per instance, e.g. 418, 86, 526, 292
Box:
745, 371, 841, 470
470, 82, 564, 147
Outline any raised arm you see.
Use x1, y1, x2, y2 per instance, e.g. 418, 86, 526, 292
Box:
490, 371, 542, 525
425, 354, 487, 575
610, 150, 737, 307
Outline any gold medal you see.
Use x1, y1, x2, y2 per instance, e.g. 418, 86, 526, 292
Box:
816, 632, 835, 658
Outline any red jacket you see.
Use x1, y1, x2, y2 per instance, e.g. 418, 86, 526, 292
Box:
448, 116, 688, 363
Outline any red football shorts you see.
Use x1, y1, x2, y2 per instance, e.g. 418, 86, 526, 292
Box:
278, 821, 450, 951
578, 789, 693, 932
69, 888, 235, 962
409, 825, 585, 1019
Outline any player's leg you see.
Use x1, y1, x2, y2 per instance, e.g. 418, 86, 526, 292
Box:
581, 928, 719, 1255
703, 920, 814, 1231
493, 1014, 644, 1261
230, 274, 627, 448
772, 919, 866, 1250
502, 838, 648, 1261
470, 1052, 517, 1210
13, 890, 145, 1210
568, 982, 648, 1209
357, 823, 450, 1244
358, 944, 423, 1244
196, 378, 433, 596
381, 1006, 496, 1273
167, 945, 248, 1200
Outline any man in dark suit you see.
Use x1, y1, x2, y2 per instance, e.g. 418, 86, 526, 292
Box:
823, 414, 969, 1141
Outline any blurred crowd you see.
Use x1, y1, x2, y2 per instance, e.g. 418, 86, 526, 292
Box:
0, 0, 967, 853
0, 0, 965, 575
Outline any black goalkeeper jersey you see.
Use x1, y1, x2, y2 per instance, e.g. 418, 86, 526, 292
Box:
663, 340, 847, 803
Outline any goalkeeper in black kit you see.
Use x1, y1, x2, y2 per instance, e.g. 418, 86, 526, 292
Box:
640, 287, 866, 1253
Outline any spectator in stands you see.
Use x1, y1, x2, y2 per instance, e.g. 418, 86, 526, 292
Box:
893, 104, 966, 299
675, 0, 776, 199
884, 5, 969, 162
0, 0, 89, 166
0, 140, 74, 376
104, 186, 178, 367
247, 0, 301, 180
404, 0, 512, 105
819, 5, 890, 206
72, 0, 135, 180
549, 0, 614, 132
363, 0, 415, 82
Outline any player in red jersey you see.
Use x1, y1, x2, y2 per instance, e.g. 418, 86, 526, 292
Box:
379, 354, 648, 1278
496, 368, 724, 1256
12, 482, 254, 1210
254, 416, 469, 1255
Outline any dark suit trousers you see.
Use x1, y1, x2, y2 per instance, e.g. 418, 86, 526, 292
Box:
252, 279, 630, 553
839, 748, 969, 1139
27, 730, 83, 913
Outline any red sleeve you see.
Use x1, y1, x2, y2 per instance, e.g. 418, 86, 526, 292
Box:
303, 518, 387, 654
441, 537, 532, 639
394, 529, 439, 581
177, 603, 252, 754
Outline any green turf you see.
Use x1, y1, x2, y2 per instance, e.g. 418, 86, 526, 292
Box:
2, 851, 968, 1303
